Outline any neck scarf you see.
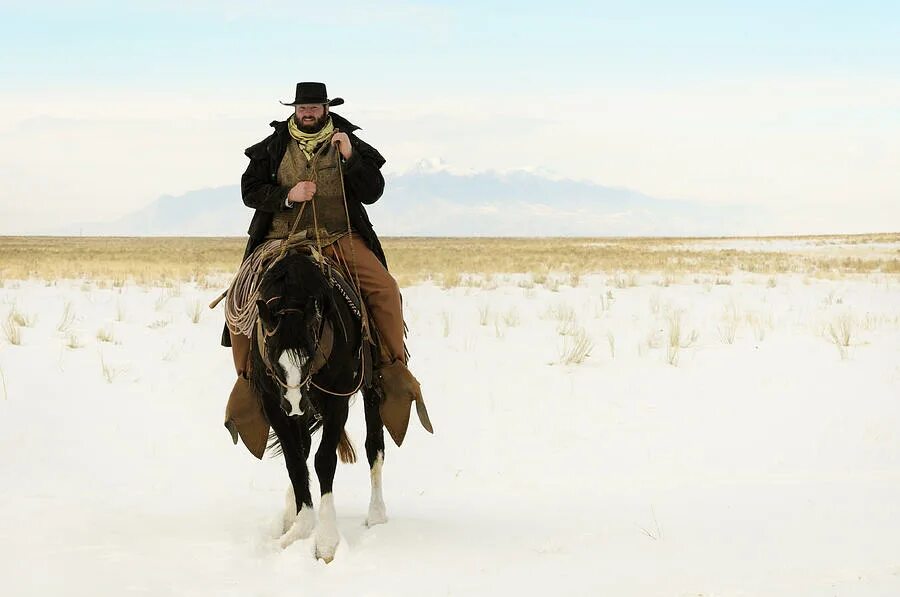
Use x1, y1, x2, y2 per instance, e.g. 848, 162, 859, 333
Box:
287, 114, 335, 160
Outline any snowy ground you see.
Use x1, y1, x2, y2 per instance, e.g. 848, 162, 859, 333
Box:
1, 261, 899, 596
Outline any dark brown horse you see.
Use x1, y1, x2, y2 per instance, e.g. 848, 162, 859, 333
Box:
250, 249, 386, 561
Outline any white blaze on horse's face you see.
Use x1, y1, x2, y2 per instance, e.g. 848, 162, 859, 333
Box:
278, 350, 307, 417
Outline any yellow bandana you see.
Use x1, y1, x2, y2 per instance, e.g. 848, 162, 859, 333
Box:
287, 115, 335, 160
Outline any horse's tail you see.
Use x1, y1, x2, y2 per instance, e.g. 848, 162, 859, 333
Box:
338, 428, 357, 464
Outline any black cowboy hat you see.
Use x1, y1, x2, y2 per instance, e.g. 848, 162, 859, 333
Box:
280, 82, 344, 107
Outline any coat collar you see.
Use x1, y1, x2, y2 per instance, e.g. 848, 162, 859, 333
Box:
269, 111, 361, 136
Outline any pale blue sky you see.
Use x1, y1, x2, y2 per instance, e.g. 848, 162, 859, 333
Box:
3, 1, 897, 90
1, 1, 898, 234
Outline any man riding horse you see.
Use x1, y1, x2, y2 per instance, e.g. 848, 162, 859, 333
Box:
221, 82, 428, 454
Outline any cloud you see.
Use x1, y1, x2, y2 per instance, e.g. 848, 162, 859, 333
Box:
1, 76, 898, 234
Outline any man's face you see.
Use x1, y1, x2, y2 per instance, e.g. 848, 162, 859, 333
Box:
294, 104, 329, 133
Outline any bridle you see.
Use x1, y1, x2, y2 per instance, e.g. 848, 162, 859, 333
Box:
255, 295, 329, 392
254, 293, 365, 399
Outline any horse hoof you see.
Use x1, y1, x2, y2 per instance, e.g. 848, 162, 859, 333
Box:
315, 546, 336, 564
365, 503, 388, 527
314, 527, 340, 563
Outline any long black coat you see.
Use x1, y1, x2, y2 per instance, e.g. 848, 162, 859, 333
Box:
220, 112, 388, 347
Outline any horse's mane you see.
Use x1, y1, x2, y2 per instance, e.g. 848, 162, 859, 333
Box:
259, 251, 332, 307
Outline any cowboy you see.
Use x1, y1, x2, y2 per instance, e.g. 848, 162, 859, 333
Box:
221, 82, 427, 453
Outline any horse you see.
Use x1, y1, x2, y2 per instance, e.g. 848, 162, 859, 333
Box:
248, 247, 386, 562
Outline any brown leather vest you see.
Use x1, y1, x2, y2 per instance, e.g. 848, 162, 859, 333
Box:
265, 139, 349, 240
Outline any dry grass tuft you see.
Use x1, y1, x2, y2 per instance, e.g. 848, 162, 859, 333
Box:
96, 326, 116, 343
517, 277, 535, 290
440, 311, 452, 338
593, 290, 615, 318
478, 304, 491, 326
666, 311, 699, 366
502, 307, 521, 327
612, 273, 638, 288
3, 315, 22, 346
828, 312, 853, 359
654, 274, 677, 287
493, 317, 505, 339
148, 318, 171, 329
99, 351, 120, 383
187, 299, 203, 324
556, 307, 579, 336
559, 326, 593, 365
717, 303, 740, 344
440, 271, 462, 290
57, 301, 75, 333
747, 311, 773, 342
65, 331, 84, 349
9, 305, 36, 328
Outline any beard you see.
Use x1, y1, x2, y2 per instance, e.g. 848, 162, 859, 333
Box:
294, 112, 330, 133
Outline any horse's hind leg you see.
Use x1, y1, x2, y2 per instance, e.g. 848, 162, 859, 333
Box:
313, 395, 350, 563
363, 386, 388, 527
261, 397, 315, 546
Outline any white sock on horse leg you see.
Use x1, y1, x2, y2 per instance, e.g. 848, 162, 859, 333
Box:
366, 451, 387, 527
280, 502, 316, 548
315, 493, 340, 562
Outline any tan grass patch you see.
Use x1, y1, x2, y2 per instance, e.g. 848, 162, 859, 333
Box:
0, 234, 897, 283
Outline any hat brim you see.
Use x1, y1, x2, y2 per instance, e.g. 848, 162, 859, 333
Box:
280, 97, 344, 107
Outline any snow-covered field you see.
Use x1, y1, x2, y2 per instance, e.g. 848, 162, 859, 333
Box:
1, 253, 899, 595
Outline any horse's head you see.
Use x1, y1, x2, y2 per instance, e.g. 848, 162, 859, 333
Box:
256, 253, 331, 417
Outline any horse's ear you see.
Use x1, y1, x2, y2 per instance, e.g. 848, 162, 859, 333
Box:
256, 298, 274, 326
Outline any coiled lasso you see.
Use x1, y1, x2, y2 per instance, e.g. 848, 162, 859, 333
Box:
219, 234, 323, 338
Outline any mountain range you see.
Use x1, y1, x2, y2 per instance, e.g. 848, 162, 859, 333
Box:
58, 161, 760, 237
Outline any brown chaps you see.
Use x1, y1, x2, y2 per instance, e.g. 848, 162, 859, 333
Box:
321, 234, 406, 365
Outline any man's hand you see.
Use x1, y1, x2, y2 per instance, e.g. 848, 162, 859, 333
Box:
287, 181, 316, 204
331, 129, 353, 160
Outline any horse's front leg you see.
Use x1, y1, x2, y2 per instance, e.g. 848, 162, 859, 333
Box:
261, 394, 315, 547
313, 395, 350, 563
363, 387, 387, 527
